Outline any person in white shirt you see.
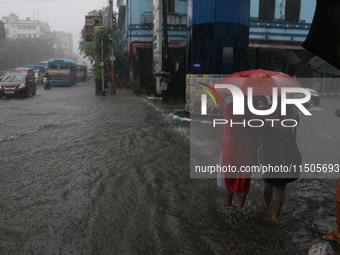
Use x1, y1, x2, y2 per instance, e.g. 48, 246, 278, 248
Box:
160, 78, 169, 103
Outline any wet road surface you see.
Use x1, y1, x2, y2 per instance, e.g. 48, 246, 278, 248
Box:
0, 83, 339, 254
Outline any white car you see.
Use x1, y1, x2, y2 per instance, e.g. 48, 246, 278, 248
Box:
304, 88, 320, 108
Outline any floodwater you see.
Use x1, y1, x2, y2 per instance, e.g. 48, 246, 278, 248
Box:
0, 82, 339, 254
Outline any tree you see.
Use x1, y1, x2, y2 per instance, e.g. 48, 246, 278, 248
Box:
0, 37, 58, 71
79, 8, 128, 84
0, 21, 5, 41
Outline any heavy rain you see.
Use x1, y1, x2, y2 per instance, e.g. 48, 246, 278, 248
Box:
0, 0, 340, 255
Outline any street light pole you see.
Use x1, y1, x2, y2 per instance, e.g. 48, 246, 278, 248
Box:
108, 0, 116, 95
101, 30, 105, 93
162, 0, 169, 72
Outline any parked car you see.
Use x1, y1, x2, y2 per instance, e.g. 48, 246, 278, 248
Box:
0, 72, 36, 98
0, 71, 5, 81
9, 68, 37, 90
304, 88, 320, 108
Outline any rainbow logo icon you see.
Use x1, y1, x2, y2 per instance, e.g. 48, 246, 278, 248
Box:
195, 82, 223, 106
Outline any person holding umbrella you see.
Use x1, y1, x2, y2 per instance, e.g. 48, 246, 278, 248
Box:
217, 69, 305, 217
258, 100, 300, 224
160, 77, 169, 103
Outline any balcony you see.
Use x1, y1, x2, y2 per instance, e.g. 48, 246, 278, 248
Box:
167, 13, 187, 25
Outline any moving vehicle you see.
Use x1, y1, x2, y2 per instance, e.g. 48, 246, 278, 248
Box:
25, 65, 47, 85
0, 72, 36, 98
47, 59, 77, 86
10, 67, 36, 82
7, 68, 36, 94
42, 76, 51, 89
77, 65, 88, 82
39, 61, 48, 70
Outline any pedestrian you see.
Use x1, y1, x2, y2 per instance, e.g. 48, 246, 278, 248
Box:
258, 101, 301, 224
92, 67, 102, 95
160, 77, 169, 103
219, 98, 258, 211
322, 109, 340, 241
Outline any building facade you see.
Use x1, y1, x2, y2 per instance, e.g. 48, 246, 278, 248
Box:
248, 0, 317, 76
1, 13, 77, 63
187, 0, 250, 75
52, 31, 74, 59
117, 0, 337, 95
117, 0, 187, 97
2, 12, 51, 39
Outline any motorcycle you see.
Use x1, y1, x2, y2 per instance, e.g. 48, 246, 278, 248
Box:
42, 77, 51, 89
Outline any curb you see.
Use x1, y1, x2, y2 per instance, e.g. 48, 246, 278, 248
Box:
168, 113, 212, 124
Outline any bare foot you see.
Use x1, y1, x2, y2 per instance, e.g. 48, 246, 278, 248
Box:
271, 217, 283, 226
226, 205, 234, 210
262, 204, 271, 210
323, 228, 340, 241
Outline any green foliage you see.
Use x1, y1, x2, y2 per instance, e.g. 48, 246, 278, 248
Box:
0, 21, 5, 40
79, 8, 128, 82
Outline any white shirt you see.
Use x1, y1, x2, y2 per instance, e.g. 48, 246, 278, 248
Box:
160, 80, 168, 90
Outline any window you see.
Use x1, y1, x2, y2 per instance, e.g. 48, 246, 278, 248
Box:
60, 64, 70, 70
49, 64, 58, 69
167, 0, 174, 13
285, 0, 300, 23
259, 0, 275, 22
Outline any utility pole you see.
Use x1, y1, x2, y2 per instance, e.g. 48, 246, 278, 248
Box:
162, 0, 169, 73
153, 0, 165, 94
101, 28, 105, 93
99, 12, 105, 95
108, 0, 116, 95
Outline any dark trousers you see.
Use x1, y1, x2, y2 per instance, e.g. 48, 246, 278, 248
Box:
95, 79, 102, 95
162, 90, 169, 103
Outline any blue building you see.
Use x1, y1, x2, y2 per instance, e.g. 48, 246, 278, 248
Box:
248, 0, 318, 76
117, 0, 187, 96
117, 0, 337, 96
187, 0, 250, 74
187, 0, 318, 76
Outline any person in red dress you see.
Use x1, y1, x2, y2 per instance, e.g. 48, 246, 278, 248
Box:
220, 102, 258, 211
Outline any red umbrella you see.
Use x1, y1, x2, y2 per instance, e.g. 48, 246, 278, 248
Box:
216, 69, 304, 95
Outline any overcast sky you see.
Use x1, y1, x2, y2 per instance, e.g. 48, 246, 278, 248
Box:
0, 0, 117, 50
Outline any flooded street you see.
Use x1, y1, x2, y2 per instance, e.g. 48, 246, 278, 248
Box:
0, 83, 339, 255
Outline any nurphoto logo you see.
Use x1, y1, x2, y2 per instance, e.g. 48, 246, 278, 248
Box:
200, 84, 312, 128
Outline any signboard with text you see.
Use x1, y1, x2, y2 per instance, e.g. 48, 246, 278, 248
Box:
85, 15, 102, 42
